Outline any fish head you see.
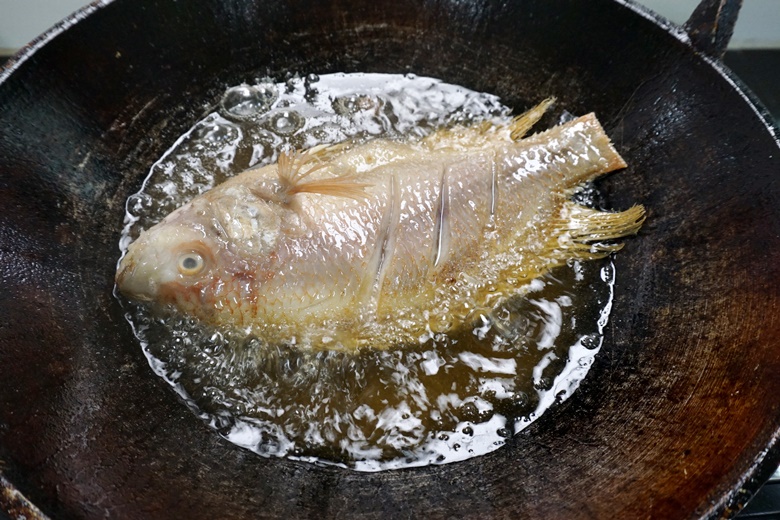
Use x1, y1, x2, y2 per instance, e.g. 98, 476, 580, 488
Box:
116, 217, 223, 304
116, 188, 284, 314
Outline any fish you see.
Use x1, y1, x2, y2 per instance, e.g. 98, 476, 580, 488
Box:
116, 99, 645, 350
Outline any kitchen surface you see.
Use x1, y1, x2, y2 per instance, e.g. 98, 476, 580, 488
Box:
1, 1, 779, 518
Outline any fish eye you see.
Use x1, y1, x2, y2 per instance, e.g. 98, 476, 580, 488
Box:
177, 252, 205, 276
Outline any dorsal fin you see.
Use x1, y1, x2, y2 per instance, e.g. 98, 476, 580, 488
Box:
276, 148, 371, 200
508, 97, 556, 141
420, 97, 556, 150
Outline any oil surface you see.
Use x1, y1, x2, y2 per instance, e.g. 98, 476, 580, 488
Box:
119, 73, 615, 471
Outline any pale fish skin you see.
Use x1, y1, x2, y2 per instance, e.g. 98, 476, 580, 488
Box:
116, 101, 645, 349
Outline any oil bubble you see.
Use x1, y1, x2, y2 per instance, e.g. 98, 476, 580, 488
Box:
303, 74, 320, 100
580, 333, 601, 350
600, 264, 615, 283
578, 357, 593, 368
190, 117, 241, 146
511, 391, 529, 409
458, 398, 494, 424
291, 123, 347, 150
534, 376, 553, 391
285, 76, 301, 93
266, 110, 304, 136
126, 192, 153, 212
221, 84, 278, 120
333, 94, 382, 116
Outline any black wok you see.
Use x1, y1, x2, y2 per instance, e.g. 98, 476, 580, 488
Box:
1, 0, 779, 518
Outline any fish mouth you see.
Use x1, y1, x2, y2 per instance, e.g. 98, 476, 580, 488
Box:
115, 257, 156, 302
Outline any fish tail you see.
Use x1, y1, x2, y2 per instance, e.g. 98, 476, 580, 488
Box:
545, 202, 646, 261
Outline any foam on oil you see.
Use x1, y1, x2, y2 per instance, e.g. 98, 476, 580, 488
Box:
119, 73, 615, 471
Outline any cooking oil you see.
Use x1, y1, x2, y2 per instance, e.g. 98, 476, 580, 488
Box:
119, 73, 615, 471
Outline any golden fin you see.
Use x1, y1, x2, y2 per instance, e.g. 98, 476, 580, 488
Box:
288, 177, 372, 199
276, 149, 328, 187
472, 202, 644, 319
509, 97, 556, 141
275, 148, 371, 199
306, 141, 352, 161
420, 97, 555, 150
543, 202, 646, 261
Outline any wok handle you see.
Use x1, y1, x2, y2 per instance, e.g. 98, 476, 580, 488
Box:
684, 0, 743, 59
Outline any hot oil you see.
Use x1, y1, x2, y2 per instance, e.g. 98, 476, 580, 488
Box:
119, 73, 615, 471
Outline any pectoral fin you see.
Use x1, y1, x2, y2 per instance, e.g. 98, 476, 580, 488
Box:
287, 177, 372, 199
276, 148, 371, 200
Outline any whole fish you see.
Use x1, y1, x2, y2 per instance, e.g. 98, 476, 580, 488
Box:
116, 100, 645, 349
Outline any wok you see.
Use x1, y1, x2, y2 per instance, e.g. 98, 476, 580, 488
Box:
1, 0, 779, 518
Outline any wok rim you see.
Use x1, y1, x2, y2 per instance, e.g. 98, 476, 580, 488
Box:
0, 0, 116, 85
0, 0, 779, 518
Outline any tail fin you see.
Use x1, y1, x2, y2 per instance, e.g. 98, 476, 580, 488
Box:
543, 202, 646, 261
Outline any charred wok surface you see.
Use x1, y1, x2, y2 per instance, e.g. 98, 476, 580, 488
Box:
1, 0, 779, 518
